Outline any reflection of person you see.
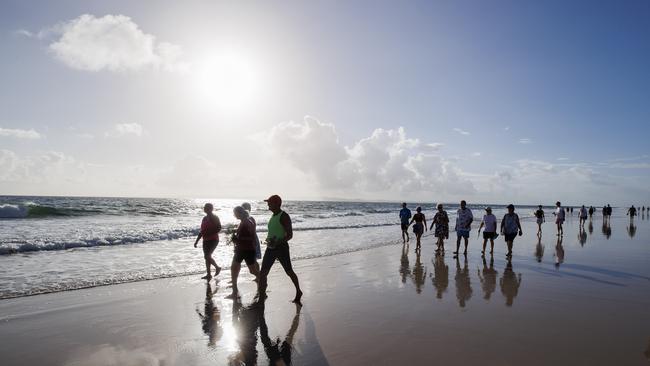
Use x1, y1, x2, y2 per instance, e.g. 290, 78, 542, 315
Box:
431, 255, 449, 299
411, 250, 427, 294
500, 260, 522, 307
477, 256, 498, 300
399, 242, 411, 284
534, 236, 544, 263
454, 256, 472, 308
229, 206, 261, 298
602, 219, 612, 240
578, 226, 587, 246
454, 200, 473, 257
194, 203, 222, 280
409, 207, 427, 251
259, 195, 303, 304
430, 204, 449, 254
627, 221, 637, 239
477, 207, 497, 256
230, 298, 263, 365
399, 203, 412, 244
554, 236, 565, 268
260, 303, 301, 366
196, 283, 222, 347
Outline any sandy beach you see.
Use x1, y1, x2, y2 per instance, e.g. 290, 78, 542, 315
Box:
1, 215, 649, 366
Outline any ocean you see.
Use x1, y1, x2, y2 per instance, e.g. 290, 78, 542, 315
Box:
0, 196, 589, 299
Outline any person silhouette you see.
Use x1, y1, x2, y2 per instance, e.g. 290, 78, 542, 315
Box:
430, 203, 450, 254
499, 259, 522, 307
554, 236, 565, 268
408, 206, 427, 251
431, 254, 449, 299
578, 226, 587, 247
196, 282, 222, 347
411, 250, 427, 294
602, 219, 612, 240
534, 236, 544, 263
259, 303, 301, 366
229, 298, 263, 365
477, 256, 498, 301
454, 256, 472, 308
399, 242, 411, 284
627, 221, 637, 239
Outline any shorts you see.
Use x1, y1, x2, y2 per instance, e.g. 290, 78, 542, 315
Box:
261, 242, 294, 275
233, 249, 257, 266
483, 231, 496, 240
401, 222, 409, 231
504, 233, 517, 242
456, 229, 470, 239
556, 218, 565, 225
413, 223, 424, 235
202, 240, 218, 256
536, 218, 544, 225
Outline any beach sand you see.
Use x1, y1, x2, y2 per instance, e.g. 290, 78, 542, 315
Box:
1, 215, 649, 365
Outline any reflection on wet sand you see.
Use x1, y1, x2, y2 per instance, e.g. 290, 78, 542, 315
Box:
431, 254, 449, 299
645, 338, 650, 360
499, 260, 522, 307
411, 251, 427, 294
554, 237, 565, 268
602, 220, 612, 239
627, 221, 637, 239
260, 304, 301, 366
578, 226, 587, 246
588, 219, 594, 235
399, 244, 410, 284
534, 237, 544, 263
454, 257, 472, 308
196, 283, 222, 347
477, 256, 498, 300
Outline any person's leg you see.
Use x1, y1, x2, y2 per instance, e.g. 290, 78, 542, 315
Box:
463, 236, 469, 255
489, 238, 494, 254
506, 240, 513, 256
402, 228, 406, 243
482, 237, 487, 254
454, 233, 461, 254
277, 245, 302, 303
229, 259, 241, 297
258, 249, 277, 298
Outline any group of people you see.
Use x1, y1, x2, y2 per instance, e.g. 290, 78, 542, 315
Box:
400, 201, 523, 259
194, 195, 303, 304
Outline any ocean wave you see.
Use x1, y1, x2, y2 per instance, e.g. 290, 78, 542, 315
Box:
302, 211, 366, 219
0, 204, 106, 219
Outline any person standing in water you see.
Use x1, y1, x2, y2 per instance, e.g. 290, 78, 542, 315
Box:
228, 206, 261, 298
553, 201, 565, 236
194, 203, 222, 280
258, 195, 303, 304
588, 206, 595, 218
430, 204, 449, 254
501, 204, 522, 258
534, 205, 545, 236
454, 200, 473, 257
242, 202, 262, 260
409, 206, 427, 252
579, 205, 588, 228
627, 205, 637, 220
477, 207, 497, 256
399, 203, 412, 244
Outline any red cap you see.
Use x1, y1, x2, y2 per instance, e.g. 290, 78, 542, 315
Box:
264, 194, 282, 206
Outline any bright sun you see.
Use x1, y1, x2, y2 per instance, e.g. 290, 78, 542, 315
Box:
191, 50, 262, 111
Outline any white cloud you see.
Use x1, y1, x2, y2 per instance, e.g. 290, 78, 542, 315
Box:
518, 138, 532, 144
504, 126, 510, 131
557, 157, 569, 161
472, 152, 482, 157
0, 127, 43, 139
106, 123, 144, 137
608, 162, 650, 169
46, 14, 185, 72
452, 128, 470, 136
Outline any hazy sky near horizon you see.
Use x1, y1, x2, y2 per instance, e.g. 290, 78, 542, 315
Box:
1, 0, 649, 205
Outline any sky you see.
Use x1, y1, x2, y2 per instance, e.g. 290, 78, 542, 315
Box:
0, 0, 649, 205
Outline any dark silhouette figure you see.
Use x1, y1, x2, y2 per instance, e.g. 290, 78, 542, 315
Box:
534, 236, 544, 263
602, 219, 612, 240
411, 250, 427, 294
196, 283, 222, 347
627, 221, 637, 239
229, 298, 262, 364
578, 226, 587, 247
431, 254, 449, 299
259, 303, 301, 366
454, 256, 472, 308
477, 256, 498, 301
500, 260, 522, 307
554, 236, 565, 268
588, 219, 594, 235
399, 243, 411, 284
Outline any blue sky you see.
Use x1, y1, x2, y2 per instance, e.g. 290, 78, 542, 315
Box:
0, 0, 649, 204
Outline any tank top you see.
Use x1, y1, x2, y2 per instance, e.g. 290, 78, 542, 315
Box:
201, 215, 219, 241
503, 213, 519, 234
267, 211, 286, 243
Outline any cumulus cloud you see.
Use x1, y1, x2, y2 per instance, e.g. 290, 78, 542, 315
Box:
44, 14, 185, 72
0, 127, 43, 139
106, 123, 144, 137
452, 128, 470, 136
267, 116, 476, 197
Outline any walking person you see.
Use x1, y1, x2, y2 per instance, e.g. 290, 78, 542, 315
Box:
534, 205, 545, 236
588, 206, 595, 218
500, 204, 522, 258
228, 206, 261, 298
553, 201, 565, 236
430, 204, 449, 254
579, 205, 588, 227
477, 207, 497, 256
242, 202, 262, 260
258, 195, 303, 304
453, 200, 473, 258
399, 203, 412, 244
627, 205, 637, 220
194, 203, 222, 280
409, 206, 427, 252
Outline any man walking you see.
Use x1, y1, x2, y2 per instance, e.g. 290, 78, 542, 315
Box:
399, 203, 412, 244
454, 200, 473, 257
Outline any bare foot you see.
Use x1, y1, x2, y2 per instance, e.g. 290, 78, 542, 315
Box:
214, 267, 221, 277
201, 274, 212, 280
292, 290, 303, 305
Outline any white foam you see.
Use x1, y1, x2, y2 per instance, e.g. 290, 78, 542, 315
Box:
0, 204, 28, 218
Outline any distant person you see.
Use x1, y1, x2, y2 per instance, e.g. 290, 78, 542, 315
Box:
606, 204, 612, 220
477, 207, 497, 256
430, 204, 449, 254
588, 206, 595, 218
258, 195, 303, 304
579, 205, 588, 227
534, 205, 545, 236
228, 206, 261, 298
627, 205, 637, 219
408, 206, 427, 251
194, 203, 222, 280
570, 207, 573, 215
453, 200, 473, 257
500, 204, 522, 258
242, 202, 262, 260
553, 201, 565, 236
399, 203, 412, 244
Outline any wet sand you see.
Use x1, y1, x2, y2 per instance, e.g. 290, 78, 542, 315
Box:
1, 214, 649, 365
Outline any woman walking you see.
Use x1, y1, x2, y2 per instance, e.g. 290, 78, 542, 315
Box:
194, 203, 222, 280
409, 207, 427, 252
430, 204, 449, 254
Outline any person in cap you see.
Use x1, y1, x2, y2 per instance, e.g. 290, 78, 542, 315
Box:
477, 207, 497, 256
534, 205, 545, 236
193, 203, 222, 280
500, 204, 522, 258
258, 195, 303, 304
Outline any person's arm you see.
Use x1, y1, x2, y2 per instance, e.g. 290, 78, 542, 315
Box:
429, 215, 435, 230
500, 216, 505, 234
194, 232, 202, 248
423, 215, 428, 231
478, 221, 485, 232
543, 212, 545, 222
517, 215, 523, 235
468, 212, 474, 228
409, 217, 415, 226
280, 212, 293, 241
